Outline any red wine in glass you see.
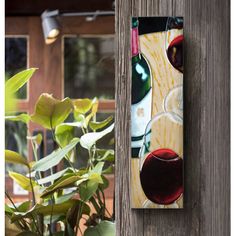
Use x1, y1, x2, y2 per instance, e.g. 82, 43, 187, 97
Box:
167, 35, 183, 73
140, 148, 183, 205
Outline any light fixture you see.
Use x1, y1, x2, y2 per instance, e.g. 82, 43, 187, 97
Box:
41, 10, 60, 44
41, 9, 115, 44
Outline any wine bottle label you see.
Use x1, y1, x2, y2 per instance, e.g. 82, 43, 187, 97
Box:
132, 27, 139, 56
131, 88, 152, 145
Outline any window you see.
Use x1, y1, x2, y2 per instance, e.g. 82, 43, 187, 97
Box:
64, 36, 115, 99
5, 37, 28, 99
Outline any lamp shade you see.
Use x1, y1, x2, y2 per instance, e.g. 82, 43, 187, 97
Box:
41, 10, 60, 44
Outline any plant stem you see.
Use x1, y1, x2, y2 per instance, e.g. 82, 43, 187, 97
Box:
75, 202, 84, 236
5, 191, 29, 230
50, 121, 77, 173
29, 169, 36, 206
49, 195, 55, 236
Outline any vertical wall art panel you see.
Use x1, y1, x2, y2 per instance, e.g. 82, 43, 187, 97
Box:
131, 17, 184, 209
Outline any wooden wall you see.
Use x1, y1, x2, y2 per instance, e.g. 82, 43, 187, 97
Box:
115, 0, 230, 235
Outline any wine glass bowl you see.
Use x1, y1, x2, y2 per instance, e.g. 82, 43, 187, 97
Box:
139, 112, 183, 206
165, 17, 184, 73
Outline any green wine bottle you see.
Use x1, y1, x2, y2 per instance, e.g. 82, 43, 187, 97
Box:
131, 17, 152, 158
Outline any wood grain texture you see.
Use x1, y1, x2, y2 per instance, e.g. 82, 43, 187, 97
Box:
115, 0, 230, 235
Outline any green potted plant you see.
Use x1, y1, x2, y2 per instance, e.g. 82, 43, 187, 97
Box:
5, 69, 115, 236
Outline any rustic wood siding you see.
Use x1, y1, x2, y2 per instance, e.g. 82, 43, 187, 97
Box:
115, 0, 230, 235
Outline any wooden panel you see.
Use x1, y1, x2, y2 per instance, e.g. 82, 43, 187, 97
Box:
61, 16, 115, 34
5, 17, 29, 34
115, 0, 230, 235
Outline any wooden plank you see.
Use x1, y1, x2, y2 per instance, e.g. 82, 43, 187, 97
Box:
115, 0, 230, 235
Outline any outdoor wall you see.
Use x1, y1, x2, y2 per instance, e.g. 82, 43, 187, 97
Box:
115, 0, 230, 235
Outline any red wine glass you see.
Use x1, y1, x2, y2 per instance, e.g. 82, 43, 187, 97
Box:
165, 17, 183, 73
139, 112, 183, 207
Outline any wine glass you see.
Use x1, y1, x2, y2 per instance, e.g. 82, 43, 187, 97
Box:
165, 17, 183, 73
139, 112, 183, 208
163, 85, 183, 123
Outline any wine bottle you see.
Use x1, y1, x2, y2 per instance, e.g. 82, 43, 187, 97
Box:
131, 17, 152, 158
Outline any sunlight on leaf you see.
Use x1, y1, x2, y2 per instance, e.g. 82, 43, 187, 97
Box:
9, 171, 37, 191
80, 124, 114, 150
73, 98, 93, 114
5, 150, 29, 168
31, 94, 73, 129
32, 138, 80, 171
89, 116, 113, 131
55, 122, 82, 148
5, 113, 31, 124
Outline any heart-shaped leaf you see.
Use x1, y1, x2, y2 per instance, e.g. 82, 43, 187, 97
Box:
73, 98, 93, 114
5, 150, 29, 168
31, 94, 73, 129
5, 113, 31, 124
80, 124, 114, 150
32, 138, 79, 171
55, 122, 81, 148
9, 171, 37, 191
84, 221, 115, 236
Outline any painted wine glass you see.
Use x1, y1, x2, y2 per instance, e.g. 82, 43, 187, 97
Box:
165, 17, 183, 73
139, 112, 183, 208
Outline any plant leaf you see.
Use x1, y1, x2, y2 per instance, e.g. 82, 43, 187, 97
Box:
27, 133, 43, 147
5, 204, 14, 214
96, 149, 115, 162
5, 113, 31, 124
5, 68, 37, 94
79, 180, 99, 202
55, 192, 75, 204
5, 150, 29, 168
17, 201, 31, 212
37, 168, 73, 185
41, 174, 86, 198
84, 221, 115, 236
85, 98, 98, 125
11, 200, 89, 223
89, 116, 113, 131
31, 94, 73, 129
102, 166, 113, 174
9, 171, 36, 191
99, 176, 109, 190
80, 124, 114, 150
32, 138, 80, 171
55, 122, 81, 148
73, 98, 93, 114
